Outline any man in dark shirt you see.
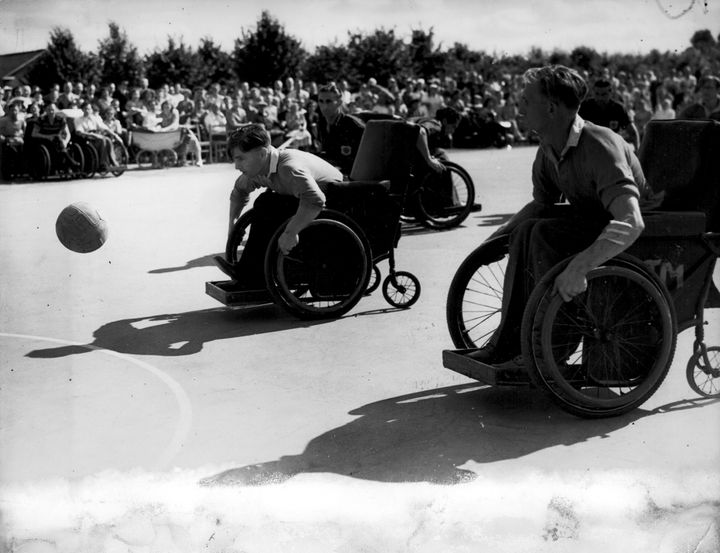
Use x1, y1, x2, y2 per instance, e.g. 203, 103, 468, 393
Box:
315, 83, 366, 176
579, 78, 639, 150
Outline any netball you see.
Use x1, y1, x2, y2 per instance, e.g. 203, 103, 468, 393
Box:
55, 202, 109, 253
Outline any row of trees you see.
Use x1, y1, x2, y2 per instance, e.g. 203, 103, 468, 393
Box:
26, 11, 720, 92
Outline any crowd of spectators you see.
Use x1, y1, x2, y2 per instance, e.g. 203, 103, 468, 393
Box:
1, 63, 719, 173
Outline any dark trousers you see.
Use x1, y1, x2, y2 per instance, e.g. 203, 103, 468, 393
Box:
235, 191, 299, 284
490, 214, 608, 357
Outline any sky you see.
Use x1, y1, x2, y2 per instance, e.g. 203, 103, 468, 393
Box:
0, 0, 717, 58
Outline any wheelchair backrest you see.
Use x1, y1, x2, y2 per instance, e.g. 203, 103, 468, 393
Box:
639, 119, 720, 230
349, 120, 419, 192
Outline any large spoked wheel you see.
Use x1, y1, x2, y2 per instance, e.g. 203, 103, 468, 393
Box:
225, 208, 255, 264
446, 235, 509, 349
265, 212, 372, 320
382, 271, 421, 308
110, 142, 129, 177
416, 160, 475, 229
521, 258, 677, 418
686, 346, 720, 397
79, 142, 98, 178
28, 144, 52, 180
61, 144, 85, 179
365, 264, 381, 296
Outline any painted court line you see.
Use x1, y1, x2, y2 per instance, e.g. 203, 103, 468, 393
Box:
0, 332, 193, 470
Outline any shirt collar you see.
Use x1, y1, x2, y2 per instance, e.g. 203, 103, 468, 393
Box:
542, 114, 585, 164
562, 114, 585, 156
266, 146, 279, 176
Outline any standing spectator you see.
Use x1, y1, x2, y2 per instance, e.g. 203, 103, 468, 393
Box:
677, 75, 720, 121
314, 83, 366, 176
579, 77, 639, 150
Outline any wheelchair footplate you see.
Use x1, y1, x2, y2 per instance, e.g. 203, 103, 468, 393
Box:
442, 349, 531, 387
205, 280, 272, 306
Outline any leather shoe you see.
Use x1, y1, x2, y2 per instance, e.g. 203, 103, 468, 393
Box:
494, 355, 527, 375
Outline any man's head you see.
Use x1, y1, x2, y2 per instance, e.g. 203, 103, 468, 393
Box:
591, 78, 613, 104
317, 83, 343, 121
519, 65, 587, 134
227, 123, 271, 178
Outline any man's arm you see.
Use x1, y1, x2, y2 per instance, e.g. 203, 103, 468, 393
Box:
553, 194, 644, 301
228, 176, 251, 235
277, 165, 326, 254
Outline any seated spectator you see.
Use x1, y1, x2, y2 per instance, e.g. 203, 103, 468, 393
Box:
155, 100, 203, 166
101, 105, 128, 146
224, 95, 248, 131
202, 102, 227, 137
0, 100, 26, 178
57, 82, 79, 110
30, 102, 78, 170
176, 88, 195, 125
677, 75, 720, 120
73, 101, 121, 168
652, 97, 676, 120
281, 101, 313, 150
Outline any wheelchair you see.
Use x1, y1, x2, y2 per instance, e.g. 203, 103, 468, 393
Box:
69, 121, 129, 178
22, 120, 85, 181
205, 120, 423, 320
355, 112, 477, 229
442, 119, 720, 418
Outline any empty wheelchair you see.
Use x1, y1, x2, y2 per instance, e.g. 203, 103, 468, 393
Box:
443, 119, 720, 418
355, 112, 477, 229
206, 120, 423, 320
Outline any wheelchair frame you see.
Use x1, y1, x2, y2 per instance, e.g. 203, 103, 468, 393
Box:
442, 119, 720, 418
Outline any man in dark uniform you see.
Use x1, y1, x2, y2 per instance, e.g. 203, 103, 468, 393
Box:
579, 78, 639, 150
314, 83, 366, 176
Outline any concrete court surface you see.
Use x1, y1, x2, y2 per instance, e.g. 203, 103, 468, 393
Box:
1, 147, 719, 552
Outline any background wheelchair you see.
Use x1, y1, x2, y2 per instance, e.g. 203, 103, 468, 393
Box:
68, 117, 129, 178
443, 119, 720, 418
206, 120, 423, 320
22, 119, 85, 181
355, 112, 477, 230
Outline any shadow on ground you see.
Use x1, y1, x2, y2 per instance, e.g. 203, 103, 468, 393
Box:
25, 303, 402, 358
148, 253, 222, 274
475, 213, 514, 227
199, 385, 716, 486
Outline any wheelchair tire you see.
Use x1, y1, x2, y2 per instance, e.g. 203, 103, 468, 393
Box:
365, 264, 381, 295
225, 208, 255, 264
265, 212, 371, 320
61, 144, 85, 179
28, 144, 52, 180
110, 143, 129, 177
446, 235, 509, 349
416, 160, 475, 229
80, 143, 99, 178
382, 271, 420, 308
521, 259, 677, 418
686, 346, 720, 397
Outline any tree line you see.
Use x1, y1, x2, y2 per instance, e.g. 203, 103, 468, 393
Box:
26, 10, 720, 91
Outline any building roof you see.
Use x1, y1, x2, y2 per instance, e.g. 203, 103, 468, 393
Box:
0, 49, 46, 85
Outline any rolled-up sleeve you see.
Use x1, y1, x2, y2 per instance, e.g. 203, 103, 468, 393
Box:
585, 134, 640, 211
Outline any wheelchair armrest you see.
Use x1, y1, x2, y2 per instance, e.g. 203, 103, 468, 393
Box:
333, 179, 391, 192
641, 210, 706, 237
